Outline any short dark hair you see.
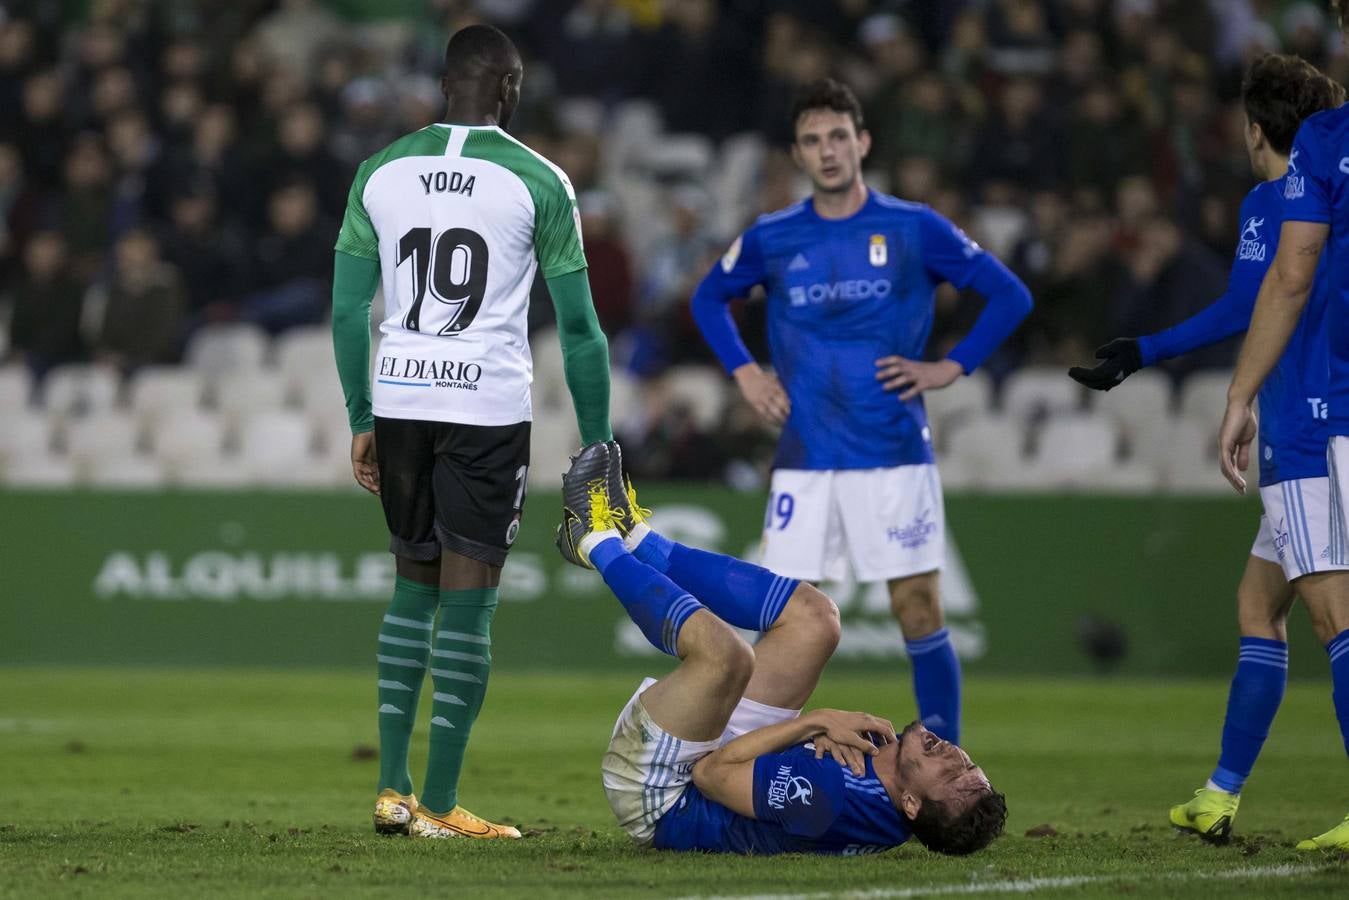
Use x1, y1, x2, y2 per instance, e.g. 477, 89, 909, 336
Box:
791, 78, 865, 137
908, 788, 1008, 856
1242, 53, 1345, 156
443, 24, 520, 82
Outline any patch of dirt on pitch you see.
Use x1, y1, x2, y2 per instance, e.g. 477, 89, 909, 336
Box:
1024, 823, 1058, 837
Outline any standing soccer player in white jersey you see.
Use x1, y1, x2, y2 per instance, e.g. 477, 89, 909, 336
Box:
330, 25, 614, 840
1218, 7, 1349, 851
691, 79, 1032, 747
1071, 55, 1344, 844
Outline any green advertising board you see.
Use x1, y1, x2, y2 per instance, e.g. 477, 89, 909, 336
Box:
0, 488, 1328, 677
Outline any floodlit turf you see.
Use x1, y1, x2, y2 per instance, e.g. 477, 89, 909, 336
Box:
1, 669, 1347, 898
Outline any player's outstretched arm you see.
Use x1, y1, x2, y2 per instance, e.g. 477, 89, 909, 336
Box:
545, 269, 612, 446
1221, 218, 1326, 493
331, 249, 382, 494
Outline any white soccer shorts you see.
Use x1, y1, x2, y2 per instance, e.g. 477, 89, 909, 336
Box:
760, 465, 945, 582
601, 678, 718, 845
1329, 437, 1349, 567
1252, 475, 1349, 580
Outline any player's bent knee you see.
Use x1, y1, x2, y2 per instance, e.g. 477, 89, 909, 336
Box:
782, 584, 841, 651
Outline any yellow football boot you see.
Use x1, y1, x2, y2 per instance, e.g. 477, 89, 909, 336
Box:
373, 789, 418, 835
408, 805, 522, 840
1169, 788, 1239, 845
1296, 813, 1349, 850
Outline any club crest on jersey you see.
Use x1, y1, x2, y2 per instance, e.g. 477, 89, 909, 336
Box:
1237, 216, 1266, 261
869, 234, 887, 267
721, 235, 743, 273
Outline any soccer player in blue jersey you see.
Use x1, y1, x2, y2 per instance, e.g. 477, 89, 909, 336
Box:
1070, 54, 1344, 845
690, 79, 1031, 746
1219, 38, 1349, 850
554, 442, 1006, 856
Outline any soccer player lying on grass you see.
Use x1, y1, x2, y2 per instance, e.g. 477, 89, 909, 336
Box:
556, 442, 1006, 855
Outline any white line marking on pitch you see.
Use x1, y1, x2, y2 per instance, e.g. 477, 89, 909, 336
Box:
681, 862, 1336, 900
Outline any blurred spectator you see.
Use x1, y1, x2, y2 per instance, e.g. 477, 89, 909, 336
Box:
576, 191, 634, 336
95, 228, 186, 374
6, 231, 87, 378
640, 0, 752, 139
967, 77, 1063, 191
243, 181, 330, 333
158, 186, 250, 324
53, 134, 115, 281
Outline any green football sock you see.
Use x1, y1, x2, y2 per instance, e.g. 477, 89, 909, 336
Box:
420, 586, 498, 814
375, 576, 439, 795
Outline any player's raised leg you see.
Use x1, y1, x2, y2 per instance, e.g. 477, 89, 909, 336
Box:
1170, 551, 1293, 844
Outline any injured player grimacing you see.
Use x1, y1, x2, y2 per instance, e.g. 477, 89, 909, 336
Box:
556, 441, 1007, 856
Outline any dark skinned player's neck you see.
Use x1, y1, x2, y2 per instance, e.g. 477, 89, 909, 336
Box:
812, 178, 869, 220
441, 101, 500, 127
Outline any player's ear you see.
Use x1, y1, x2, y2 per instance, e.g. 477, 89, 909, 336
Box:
900, 790, 921, 820
790, 141, 803, 169
440, 74, 449, 101
857, 128, 872, 160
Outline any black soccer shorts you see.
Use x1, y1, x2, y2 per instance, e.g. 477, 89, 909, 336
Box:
373, 416, 531, 567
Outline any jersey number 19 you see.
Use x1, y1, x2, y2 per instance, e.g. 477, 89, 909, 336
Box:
398, 226, 489, 336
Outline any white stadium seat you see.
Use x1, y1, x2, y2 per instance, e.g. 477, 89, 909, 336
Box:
529, 408, 580, 486
1089, 368, 1172, 441
275, 326, 335, 388
41, 364, 120, 414
151, 410, 229, 472
1000, 366, 1083, 422
294, 370, 348, 419
83, 455, 168, 488
1034, 414, 1118, 479
2, 455, 77, 487
238, 410, 315, 483
127, 366, 204, 425
529, 327, 567, 410
925, 369, 993, 448
186, 323, 270, 374
945, 415, 1033, 490
0, 366, 32, 410
1178, 370, 1233, 425
64, 413, 144, 464
1152, 419, 1229, 494
213, 370, 290, 425
0, 411, 55, 462
172, 455, 255, 489
664, 365, 728, 431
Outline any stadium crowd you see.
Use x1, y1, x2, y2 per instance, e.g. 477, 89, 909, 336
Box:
1, 0, 1345, 482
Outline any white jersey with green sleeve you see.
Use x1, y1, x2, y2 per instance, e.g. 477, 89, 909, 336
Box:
334, 123, 586, 426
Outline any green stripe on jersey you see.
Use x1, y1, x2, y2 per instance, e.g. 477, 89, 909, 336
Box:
461, 129, 588, 280
335, 126, 451, 260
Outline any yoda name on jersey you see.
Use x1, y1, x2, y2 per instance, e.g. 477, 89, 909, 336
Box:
379, 354, 483, 390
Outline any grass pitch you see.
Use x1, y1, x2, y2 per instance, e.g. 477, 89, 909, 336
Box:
1, 668, 1347, 898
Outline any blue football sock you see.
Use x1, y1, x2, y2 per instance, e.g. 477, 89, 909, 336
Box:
1209, 637, 1287, 794
906, 628, 961, 745
592, 537, 704, 657
1329, 629, 1349, 758
632, 530, 796, 632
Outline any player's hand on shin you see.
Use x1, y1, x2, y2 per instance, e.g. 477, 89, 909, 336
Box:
351, 431, 380, 496
813, 735, 869, 776
733, 363, 791, 426
1218, 397, 1258, 495
1067, 338, 1143, 391
874, 356, 962, 401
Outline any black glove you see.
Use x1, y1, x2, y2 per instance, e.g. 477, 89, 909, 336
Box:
1067, 338, 1143, 391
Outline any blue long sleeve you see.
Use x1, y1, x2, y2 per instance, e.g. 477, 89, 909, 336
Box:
1135, 190, 1272, 368
690, 276, 755, 373
1136, 290, 1252, 367
944, 254, 1034, 373
691, 227, 768, 373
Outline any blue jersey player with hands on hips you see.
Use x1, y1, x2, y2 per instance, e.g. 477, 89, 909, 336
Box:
690, 79, 1031, 747
1219, 27, 1349, 850
553, 440, 1006, 856
1070, 54, 1345, 845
